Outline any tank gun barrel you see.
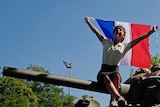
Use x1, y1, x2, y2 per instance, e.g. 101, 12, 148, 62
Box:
2, 66, 130, 95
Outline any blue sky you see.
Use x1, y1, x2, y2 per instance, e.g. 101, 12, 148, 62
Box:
0, 1, 160, 107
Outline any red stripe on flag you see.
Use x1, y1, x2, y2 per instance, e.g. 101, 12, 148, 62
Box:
131, 24, 151, 68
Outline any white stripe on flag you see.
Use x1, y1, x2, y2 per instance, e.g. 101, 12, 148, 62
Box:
115, 21, 132, 66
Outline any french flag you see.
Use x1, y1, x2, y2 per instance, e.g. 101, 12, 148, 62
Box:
96, 19, 151, 68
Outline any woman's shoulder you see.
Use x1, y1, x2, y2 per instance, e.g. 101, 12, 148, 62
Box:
102, 38, 112, 43
120, 42, 129, 46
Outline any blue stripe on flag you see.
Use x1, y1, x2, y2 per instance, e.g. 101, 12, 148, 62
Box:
96, 19, 115, 41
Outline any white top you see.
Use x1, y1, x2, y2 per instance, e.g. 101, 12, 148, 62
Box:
102, 39, 130, 65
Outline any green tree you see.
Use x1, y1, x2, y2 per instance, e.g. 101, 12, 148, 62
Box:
26, 65, 75, 107
0, 76, 38, 107
0, 66, 2, 77
81, 94, 93, 98
151, 54, 160, 66
0, 65, 75, 107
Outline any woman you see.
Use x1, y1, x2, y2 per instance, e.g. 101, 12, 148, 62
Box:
84, 16, 158, 107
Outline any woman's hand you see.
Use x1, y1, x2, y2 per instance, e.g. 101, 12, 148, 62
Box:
152, 25, 159, 32
84, 16, 90, 24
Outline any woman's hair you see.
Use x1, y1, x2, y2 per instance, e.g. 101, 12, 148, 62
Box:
113, 25, 126, 42
113, 25, 126, 34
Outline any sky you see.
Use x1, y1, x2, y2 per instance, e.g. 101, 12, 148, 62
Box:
0, 1, 160, 107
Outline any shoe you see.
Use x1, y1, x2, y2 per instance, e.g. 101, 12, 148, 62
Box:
118, 99, 128, 107
109, 103, 118, 107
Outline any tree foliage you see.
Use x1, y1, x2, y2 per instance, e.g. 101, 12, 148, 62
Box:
0, 65, 75, 107
81, 94, 93, 98
151, 54, 160, 66
0, 77, 38, 107
26, 64, 75, 107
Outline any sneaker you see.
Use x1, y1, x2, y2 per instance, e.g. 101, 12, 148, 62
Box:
118, 99, 128, 107
109, 103, 118, 107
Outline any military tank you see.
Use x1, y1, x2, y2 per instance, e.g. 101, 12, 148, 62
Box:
123, 64, 160, 107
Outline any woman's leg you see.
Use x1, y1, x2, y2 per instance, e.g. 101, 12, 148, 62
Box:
112, 73, 121, 90
103, 75, 121, 99
110, 73, 121, 106
103, 74, 126, 106
103, 75, 121, 106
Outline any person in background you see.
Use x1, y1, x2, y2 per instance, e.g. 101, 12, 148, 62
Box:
150, 63, 160, 76
151, 63, 160, 72
84, 16, 159, 107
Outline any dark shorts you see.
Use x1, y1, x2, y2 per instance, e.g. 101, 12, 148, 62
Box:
97, 64, 121, 85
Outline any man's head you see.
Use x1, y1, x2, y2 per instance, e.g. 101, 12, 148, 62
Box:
151, 63, 160, 72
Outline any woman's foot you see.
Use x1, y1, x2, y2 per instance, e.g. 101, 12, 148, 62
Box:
118, 97, 128, 107
109, 101, 118, 107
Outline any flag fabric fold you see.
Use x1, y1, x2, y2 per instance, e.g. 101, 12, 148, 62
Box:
96, 19, 151, 68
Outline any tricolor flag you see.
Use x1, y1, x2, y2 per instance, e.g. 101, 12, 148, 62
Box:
96, 19, 151, 68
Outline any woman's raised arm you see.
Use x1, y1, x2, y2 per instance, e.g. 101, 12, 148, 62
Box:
84, 16, 105, 42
